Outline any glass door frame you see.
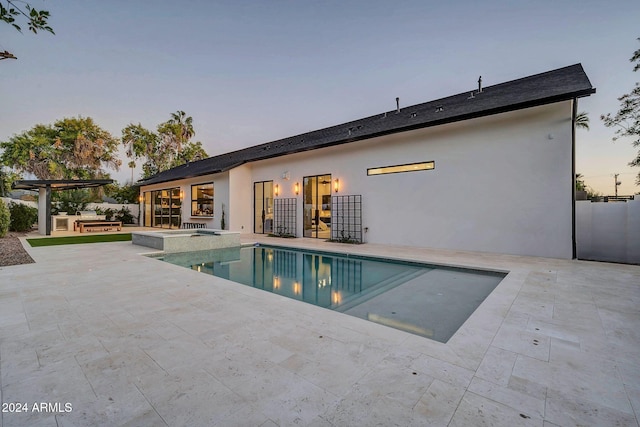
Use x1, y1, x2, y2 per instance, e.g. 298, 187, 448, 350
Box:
303, 174, 332, 238
253, 180, 274, 234
145, 188, 182, 229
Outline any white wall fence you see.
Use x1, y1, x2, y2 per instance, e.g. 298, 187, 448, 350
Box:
576, 199, 640, 264
0, 197, 37, 209
0, 198, 140, 225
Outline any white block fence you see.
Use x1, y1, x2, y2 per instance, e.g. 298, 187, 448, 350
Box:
576, 199, 640, 264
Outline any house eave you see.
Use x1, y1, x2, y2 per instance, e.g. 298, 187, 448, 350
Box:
137, 64, 596, 187
208, 89, 598, 168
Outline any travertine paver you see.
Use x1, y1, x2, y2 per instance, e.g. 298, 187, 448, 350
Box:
0, 234, 637, 426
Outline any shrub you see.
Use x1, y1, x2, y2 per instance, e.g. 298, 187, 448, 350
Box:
52, 190, 89, 215
8, 202, 38, 232
94, 206, 115, 220
114, 207, 134, 224
0, 199, 10, 237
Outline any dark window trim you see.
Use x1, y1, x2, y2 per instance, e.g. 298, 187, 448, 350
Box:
191, 182, 214, 217
367, 161, 435, 176
146, 187, 181, 229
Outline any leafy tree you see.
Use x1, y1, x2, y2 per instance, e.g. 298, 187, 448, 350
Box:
122, 111, 208, 180
122, 123, 161, 178
51, 190, 90, 215
601, 38, 640, 185
575, 173, 601, 199
104, 182, 140, 204
575, 173, 587, 191
162, 110, 194, 156
1, 0, 53, 60
0, 198, 9, 237
0, 116, 121, 180
178, 140, 207, 164
0, 167, 20, 197
575, 111, 590, 130
0, 0, 52, 33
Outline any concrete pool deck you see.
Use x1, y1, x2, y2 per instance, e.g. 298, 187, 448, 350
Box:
0, 234, 638, 426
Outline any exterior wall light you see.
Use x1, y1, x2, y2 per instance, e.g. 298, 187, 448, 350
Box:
274, 184, 279, 197
294, 182, 300, 195
334, 178, 339, 193
138, 194, 143, 203
180, 190, 184, 200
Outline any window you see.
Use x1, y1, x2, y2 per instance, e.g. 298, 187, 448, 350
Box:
191, 183, 214, 216
367, 161, 435, 176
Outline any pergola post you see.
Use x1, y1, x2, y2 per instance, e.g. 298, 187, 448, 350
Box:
45, 184, 52, 235
38, 187, 49, 235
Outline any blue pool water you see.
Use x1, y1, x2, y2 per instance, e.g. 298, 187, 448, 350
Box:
155, 245, 505, 342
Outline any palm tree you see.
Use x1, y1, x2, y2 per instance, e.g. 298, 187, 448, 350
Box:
167, 110, 194, 154
121, 123, 161, 179
576, 111, 590, 130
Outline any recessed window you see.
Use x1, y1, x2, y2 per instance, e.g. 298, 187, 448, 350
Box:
191, 183, 214, 216
367, 161, 435, 176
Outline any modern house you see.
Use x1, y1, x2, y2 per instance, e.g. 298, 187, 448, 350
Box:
138, 64, 595, 259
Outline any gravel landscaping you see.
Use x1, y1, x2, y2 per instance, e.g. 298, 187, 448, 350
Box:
0, 232, 35, 266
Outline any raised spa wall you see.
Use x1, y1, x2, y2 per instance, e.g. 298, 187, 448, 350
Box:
131, 229, 241, 253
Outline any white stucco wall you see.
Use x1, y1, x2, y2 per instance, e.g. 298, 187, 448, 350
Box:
228, 164, 253, 232
249, 102, 574, 258
140, 101, 575, 258
140, 172, 229, 229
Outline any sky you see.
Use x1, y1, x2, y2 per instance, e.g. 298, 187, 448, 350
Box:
1, 0, 639, 195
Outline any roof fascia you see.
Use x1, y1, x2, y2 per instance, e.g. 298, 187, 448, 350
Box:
229, 88, 598, 164
139, 86, 596, 186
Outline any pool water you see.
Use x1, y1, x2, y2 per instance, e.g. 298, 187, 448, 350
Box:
156, 245, 505, 343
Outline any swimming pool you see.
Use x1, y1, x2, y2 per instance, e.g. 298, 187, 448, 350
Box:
155, 245, 506, 343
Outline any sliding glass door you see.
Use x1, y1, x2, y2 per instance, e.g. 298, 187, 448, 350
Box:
145, 188, 181, 229
303, 174, 331, 238
254, 181, 274, 234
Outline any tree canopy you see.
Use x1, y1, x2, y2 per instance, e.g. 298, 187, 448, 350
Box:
0, 116, 121, 180
601, 38, 640, 185
1, 0, 53, 60
0, 0, 52, 33
575, 111, 590, 130
122, 111, 208, 180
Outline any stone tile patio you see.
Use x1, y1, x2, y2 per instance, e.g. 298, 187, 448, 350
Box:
0, 234, 638, 426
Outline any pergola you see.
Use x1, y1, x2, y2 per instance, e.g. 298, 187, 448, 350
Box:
12, 179, 113, 235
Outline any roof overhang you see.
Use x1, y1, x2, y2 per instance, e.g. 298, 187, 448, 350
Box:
137, 64, 596, 187
12, 179, 114, 191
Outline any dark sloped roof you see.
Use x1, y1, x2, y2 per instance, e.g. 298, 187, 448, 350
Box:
12, 179, 114, 191
139, 63, 595, 186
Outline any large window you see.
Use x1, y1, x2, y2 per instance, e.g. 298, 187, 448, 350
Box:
192, 183, 214, 217
367, 161, 435, 176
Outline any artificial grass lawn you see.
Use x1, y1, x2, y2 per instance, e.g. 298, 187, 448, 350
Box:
27, 233, 132, 247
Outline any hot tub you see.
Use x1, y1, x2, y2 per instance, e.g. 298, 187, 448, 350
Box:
131, 229, 241, 253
